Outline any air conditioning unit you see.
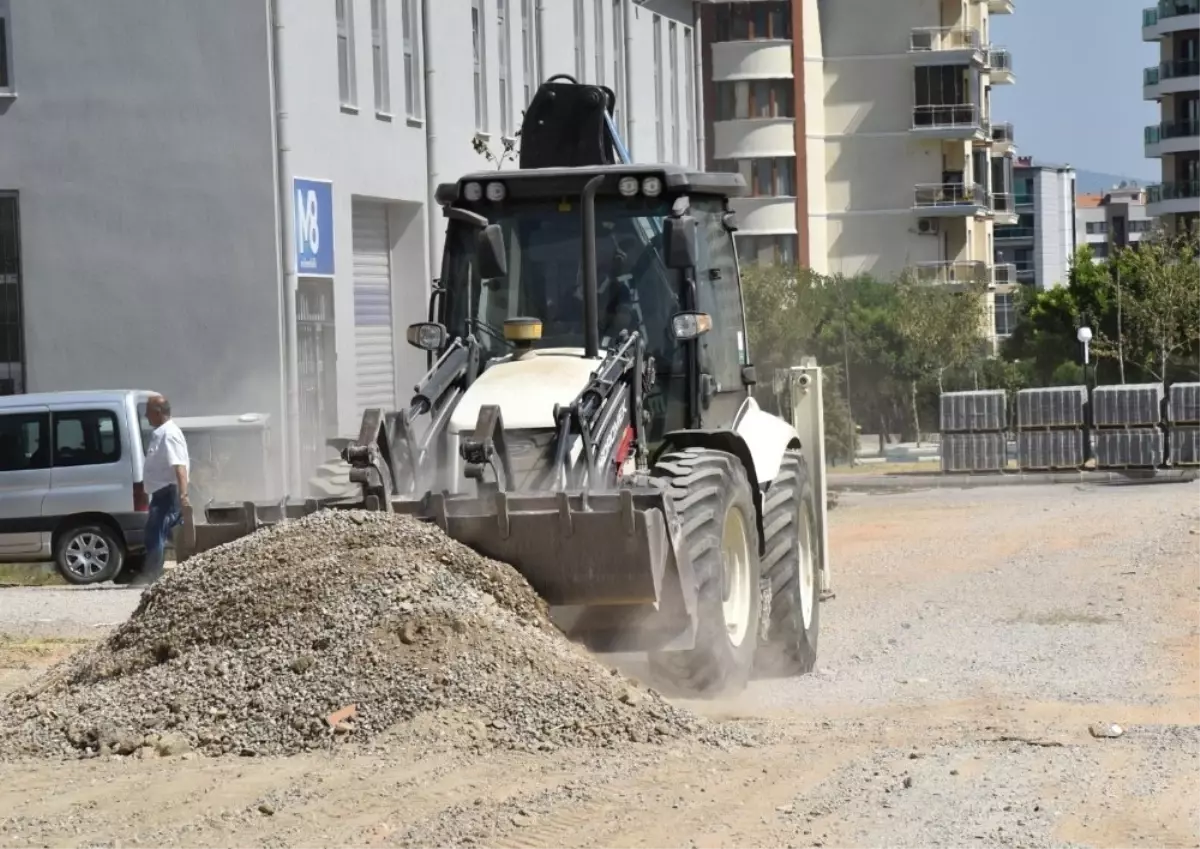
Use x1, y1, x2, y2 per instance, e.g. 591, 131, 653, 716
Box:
917, 218, 940, 235
910, 31, 934, 51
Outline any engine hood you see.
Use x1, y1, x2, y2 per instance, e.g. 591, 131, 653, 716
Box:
448, 347, 604, 433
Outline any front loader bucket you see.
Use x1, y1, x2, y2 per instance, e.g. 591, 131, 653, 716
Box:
396, 488, 685, 609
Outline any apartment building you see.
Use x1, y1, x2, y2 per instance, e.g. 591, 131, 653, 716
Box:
1076, 186, 1154, 261
0, 0, 700, 494
699, 0, 1018, 350
993, 158, 1075, 288
1143, 0, 1200, 234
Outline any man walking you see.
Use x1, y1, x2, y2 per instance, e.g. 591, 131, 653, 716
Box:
136, 394, 190, 586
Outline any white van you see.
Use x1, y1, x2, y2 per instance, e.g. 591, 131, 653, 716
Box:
0, 389, 158, 584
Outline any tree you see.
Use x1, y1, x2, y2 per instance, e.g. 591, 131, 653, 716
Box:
1114, 228, 1200, 382
891, 278, 988, 444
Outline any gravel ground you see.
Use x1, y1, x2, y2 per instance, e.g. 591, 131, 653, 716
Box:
0, 586, 144, 639
0, 480, 1196, 848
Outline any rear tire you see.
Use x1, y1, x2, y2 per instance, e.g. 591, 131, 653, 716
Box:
647, 448, 762, 698
54, 523, 124, 586
756, 449, 820, 676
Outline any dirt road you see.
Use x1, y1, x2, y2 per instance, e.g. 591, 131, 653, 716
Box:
2, 481, 1197, 848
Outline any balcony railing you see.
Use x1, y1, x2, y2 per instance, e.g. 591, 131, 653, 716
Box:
913, 261, 989, 286
1159, 0, 1200, 18
912, 104, 981, 131
992, 193, 1015, 214
987, 48, 1013, 73
1145, 66, 1160, 86
1148, 181, 1200, 203
1015, 192, 1034, 207
1162, 57, 1200, 79
1014, 261, 1035, 279
1147, 119, 1200, 145
995, 226, 1034, 240
1144, 7, 1158, 26
909, 27, 983, 53
991, 122, 1015, 145
914, 183, 988, 209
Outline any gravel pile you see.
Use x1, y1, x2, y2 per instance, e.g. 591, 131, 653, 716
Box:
0, 511, 712, 760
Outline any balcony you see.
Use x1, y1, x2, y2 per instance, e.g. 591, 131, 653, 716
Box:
1147, 181, 1200, 217
912, 261, 990, 287
1145, 118, 1200, 157
913, 183, 990, 217
1014, 261, 1036, 284
987, 48, 1015, 85
911, 104, 986, 140
909, 27, 986, 66
1144, 0, 1200, 40
988, 0, 1015, 14
991, 193, 1019, 225
995, 225, 1034, 242
1015, 192, 1035, 208
990, 122, 1016, 154
1152, 57, 1200, 95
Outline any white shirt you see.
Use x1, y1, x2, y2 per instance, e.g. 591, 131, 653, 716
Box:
144, 419, 190, 495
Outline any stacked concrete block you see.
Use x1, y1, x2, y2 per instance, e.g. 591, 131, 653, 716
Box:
1091, 383, 1165, 469
1167, 382, 1200, 466
939, 390, 1007, 473
1014, 385, 1087, 471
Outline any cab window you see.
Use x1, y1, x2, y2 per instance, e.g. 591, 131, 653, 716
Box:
0, 412, 50, 472
691, 198, 748, 394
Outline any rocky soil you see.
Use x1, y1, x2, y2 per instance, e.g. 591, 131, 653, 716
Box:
0, 511, 731, 760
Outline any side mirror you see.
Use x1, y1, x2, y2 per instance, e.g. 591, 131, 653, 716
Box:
664, 215, 698, 270
671, 311, 712, 341
477, 224, 507, 279
406, 322, 447, 352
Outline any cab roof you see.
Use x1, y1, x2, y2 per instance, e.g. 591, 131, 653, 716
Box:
435, 164, 747, 207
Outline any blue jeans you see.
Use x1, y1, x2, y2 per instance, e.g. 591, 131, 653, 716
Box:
144, 485, 182, 580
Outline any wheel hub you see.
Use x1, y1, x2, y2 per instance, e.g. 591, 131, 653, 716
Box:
720, 505, 753, 647
65, 533, 111, 579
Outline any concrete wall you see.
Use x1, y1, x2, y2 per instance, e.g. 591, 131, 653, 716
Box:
1032, 168, 1074, 289
0, 0, 282, 424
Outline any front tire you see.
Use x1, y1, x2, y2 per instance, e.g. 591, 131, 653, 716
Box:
54, 523, 125, 586
757, 449, 820, 676
647, 448, 762, 698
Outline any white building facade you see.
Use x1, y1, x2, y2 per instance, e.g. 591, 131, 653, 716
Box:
0, 0, 702, 495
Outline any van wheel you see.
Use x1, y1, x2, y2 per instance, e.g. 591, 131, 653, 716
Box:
54, 524, 124, 586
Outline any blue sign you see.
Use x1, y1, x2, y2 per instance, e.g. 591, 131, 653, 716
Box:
293, 178, 335, 277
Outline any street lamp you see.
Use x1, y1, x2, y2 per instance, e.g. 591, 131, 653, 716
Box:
1076, 325, 1093, 367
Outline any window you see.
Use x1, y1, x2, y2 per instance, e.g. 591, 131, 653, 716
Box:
715, 80, 794, 120
715, 157, 796, 197
53, 410, 121, 468
521, 0, 538, 105
0, 0, 11, 93
993, 293, 1016, 337
1085, 221, 1108, 235
0, 194, 23, 395
669, 22, 680, 162
736, 234, 797, 266
370, 0, 390, 113
594, 0, 605, 86
472, 0, 488, 132
612, 0, 624, 135
713, 2, 790, 42
336, 0, 358, 108
653, 16, 664, 160
0, 413, 47, 472
498, 0, 512, 135
694, 199, 750, 392
401, 0, 422, 118
684, 27, 696, 166
574, 0, 585, 80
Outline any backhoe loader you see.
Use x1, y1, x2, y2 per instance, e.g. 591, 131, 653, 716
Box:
180, 76, 829, 697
